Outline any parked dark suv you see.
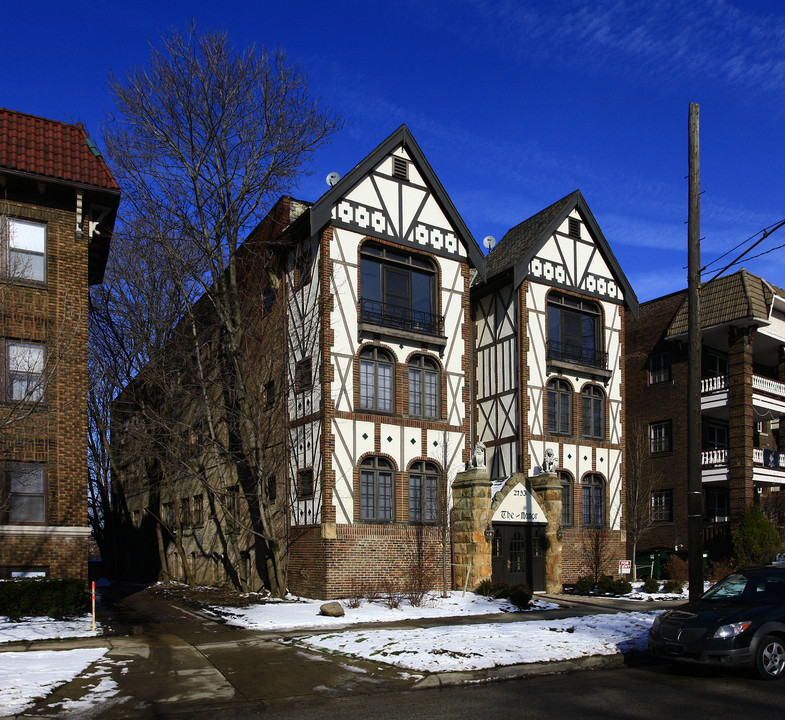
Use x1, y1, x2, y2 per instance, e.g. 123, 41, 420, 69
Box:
649, 566, 785, 679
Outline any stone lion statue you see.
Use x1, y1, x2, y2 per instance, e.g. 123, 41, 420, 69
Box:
466, 441, 486, 470
542, 448, 556, 473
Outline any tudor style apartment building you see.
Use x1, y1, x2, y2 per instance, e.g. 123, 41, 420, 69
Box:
0, 109, 119, 579
114, 126, 638, 596
626, 270, 785, 561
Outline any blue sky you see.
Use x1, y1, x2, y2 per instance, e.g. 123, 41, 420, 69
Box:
5, 0, 785, 302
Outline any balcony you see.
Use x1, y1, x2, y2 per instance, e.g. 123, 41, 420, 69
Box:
701, 374, 785, 416
546, 339, 610, 382
359, 298, 445, 344
701, 448, 785, 485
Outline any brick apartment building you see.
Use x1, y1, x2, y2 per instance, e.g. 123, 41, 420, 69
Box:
626, 269, 785, 564
0, 109, 119, 580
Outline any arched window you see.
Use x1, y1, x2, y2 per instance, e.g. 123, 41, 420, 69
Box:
360, 456, 394, 521
408, 460, 440, 523
359, 347, 394, 412
582, 474, 605, 526
547, 379, 572, 435
581, 385, 605, 439
559, 471, 573, 526
408, 355, 440, 418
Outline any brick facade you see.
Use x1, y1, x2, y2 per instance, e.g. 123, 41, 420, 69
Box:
0, 110, 119, 580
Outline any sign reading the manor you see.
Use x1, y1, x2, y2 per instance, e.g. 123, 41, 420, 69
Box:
491, 484, 547, 525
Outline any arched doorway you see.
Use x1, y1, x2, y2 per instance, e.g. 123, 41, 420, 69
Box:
491, 524, 546, 591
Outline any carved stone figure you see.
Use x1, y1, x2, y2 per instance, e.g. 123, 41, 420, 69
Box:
542, 448, 556, 474
466, 441, 486, 470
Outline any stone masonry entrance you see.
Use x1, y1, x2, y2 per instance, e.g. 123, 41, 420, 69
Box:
491, 524, 546, 592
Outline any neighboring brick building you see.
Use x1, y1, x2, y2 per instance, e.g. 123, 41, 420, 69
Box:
0, 109, 119, 580
626, 269, 785, 564
473, 191, 638, 587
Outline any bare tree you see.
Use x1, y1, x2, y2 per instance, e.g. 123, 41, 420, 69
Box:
625, 417, 664, 580
90, 25, 341, 595
581, 526, 613, 587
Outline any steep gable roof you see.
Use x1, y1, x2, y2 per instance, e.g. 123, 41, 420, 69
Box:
666, 268, 782, 338
0, 108, 119, 191
485, 189, 638, 316
309, 124, 485, 271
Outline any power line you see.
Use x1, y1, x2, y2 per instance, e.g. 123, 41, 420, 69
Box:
704, 218, 785, 282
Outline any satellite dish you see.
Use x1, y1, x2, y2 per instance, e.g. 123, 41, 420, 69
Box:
483, 236, 496, 250
326, 171, 341, 187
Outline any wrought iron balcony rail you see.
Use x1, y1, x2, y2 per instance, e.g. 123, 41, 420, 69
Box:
360, 298, 443, 336
546, 340, 607, 369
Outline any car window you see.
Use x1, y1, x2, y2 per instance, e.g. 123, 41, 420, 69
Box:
704, 572, 785, 603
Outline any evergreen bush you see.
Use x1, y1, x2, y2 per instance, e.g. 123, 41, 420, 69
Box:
732, 506, 782, 567
0, 578, 87, 620
508, 584, 533, 610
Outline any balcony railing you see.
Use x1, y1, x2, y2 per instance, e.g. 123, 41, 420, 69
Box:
702, 448, 784, 469
359, 298, 443, 336
546, 340, 607, 369
701, 374, 785, 401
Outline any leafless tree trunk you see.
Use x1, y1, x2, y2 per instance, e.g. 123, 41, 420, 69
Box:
581, 526, 613, 587
625, 417, 664, 580
90, 25, 340, 596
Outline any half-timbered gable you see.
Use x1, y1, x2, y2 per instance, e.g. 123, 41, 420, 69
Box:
474, 189, 637, 585
284, 126, 483, 598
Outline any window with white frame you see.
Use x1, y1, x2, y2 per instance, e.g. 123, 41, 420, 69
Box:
360, 456, 393, 521
409, 460, 440, 523
2, 464, 46, 524
408, 355, 439, 418
8, 342, 45, 402
648, 352, 671, 384
5, 218, 46, 282
652, 489, 673, 522
650, 420, 673, 454
359, 346, 394, 412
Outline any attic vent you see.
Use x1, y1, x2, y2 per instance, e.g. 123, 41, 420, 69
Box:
568, 217, 580, 238
392, 156, 408, 180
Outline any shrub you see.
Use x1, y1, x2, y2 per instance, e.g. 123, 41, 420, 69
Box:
733, 506, 782, 567
597, 575, 632, 596
574, 575, 595, 595
662, 554, 689, 584
474, 580, 511, 599
0, 578, 87, 620
508, 584, 532, 610
613, 578, 633, 595
706, 558, 736, 584
597, 574, 616, 594
662, 579, 683, 594
642, 576, 659, 594
382, 579, 405, 609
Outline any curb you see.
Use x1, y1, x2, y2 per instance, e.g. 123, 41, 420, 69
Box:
414, 651, 627, 688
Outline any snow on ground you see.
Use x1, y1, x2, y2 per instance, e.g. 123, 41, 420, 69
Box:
288, 611, 660, 673
0, 613, 99, 643
211, 591, 560, 631
0, 648, 107, 716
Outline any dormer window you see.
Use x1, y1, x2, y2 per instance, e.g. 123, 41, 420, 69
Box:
359, 243, 441, 336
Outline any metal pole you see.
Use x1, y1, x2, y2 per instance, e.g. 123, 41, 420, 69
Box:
687, 103, 704, 602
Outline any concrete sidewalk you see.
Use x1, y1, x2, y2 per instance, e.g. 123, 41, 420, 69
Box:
4, 587, 682, 719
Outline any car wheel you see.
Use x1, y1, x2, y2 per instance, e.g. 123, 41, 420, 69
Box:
755, 635, 785, 680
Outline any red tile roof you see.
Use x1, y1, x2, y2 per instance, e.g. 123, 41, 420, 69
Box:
0, 108, 119, 192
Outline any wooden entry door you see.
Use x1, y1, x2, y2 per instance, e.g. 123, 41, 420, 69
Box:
491, 524, 546, 592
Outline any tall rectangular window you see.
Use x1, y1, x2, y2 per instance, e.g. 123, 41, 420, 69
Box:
648, 352, 671, 384
3, 464, 46, 524
8, 342, 45, 402
652, 490, 673, 522
6, 218, 46, 282
650, 420, 673, 454
360, 457, 393, 521
408, 355, 439, 418
409, 462, 439, 523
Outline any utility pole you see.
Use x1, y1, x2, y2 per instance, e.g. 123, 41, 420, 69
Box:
687, 103, 704, 602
